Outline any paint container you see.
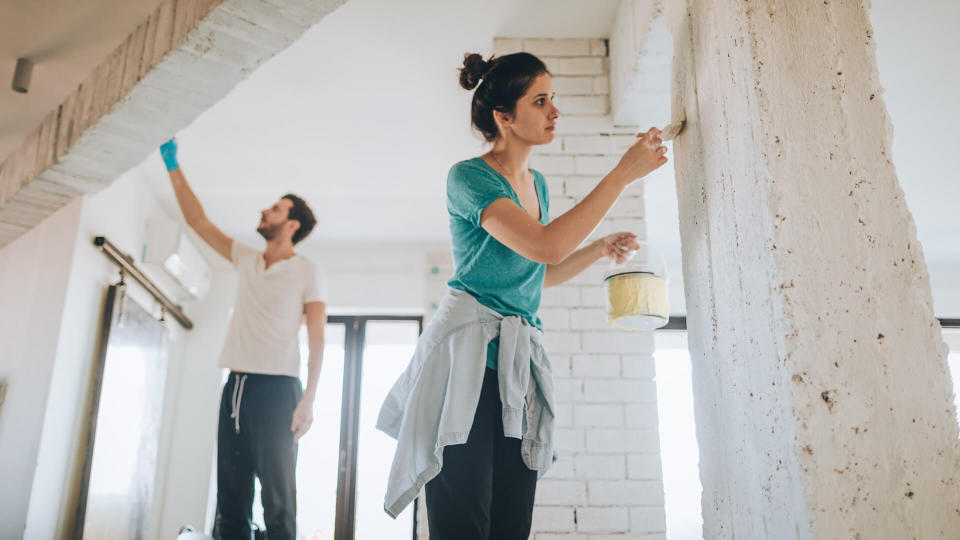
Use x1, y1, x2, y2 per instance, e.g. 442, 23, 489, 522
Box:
603, 241, 669, 330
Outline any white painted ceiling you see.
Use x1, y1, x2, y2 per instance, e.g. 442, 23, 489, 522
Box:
2, 0, 957, 315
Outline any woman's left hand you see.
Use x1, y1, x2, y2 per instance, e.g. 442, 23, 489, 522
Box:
600, 232, 640, 264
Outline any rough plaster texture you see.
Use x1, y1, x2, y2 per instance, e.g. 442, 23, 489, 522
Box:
0, 0, 347, 249
666, 1, 960, 538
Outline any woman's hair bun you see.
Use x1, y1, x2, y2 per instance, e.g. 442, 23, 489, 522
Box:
459, 53, 493, 90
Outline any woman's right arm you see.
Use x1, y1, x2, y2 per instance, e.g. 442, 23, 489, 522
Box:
480, 128, 667, 265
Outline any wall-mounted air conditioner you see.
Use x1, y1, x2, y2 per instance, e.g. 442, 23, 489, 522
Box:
143, 215, 211, 301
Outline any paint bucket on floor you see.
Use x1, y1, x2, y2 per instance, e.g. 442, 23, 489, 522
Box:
603, 241, 669, 330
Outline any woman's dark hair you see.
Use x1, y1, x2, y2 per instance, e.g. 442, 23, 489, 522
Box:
282, 193, 316, 245
459, 52, 550, 142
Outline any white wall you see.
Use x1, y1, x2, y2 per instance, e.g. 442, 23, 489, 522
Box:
153, 270, 235, 539
309, 245, 430, 315
0, 158, 241, 539
0, 199, 83, 539
25, 160, 191, 539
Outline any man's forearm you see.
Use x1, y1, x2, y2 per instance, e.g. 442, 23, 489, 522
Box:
302, 351, 323, 402
168, 168, 208, 227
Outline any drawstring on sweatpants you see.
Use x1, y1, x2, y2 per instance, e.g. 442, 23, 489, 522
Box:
230, 374, 248, 433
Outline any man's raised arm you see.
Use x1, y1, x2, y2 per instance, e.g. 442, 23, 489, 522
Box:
160, 138, 233, 261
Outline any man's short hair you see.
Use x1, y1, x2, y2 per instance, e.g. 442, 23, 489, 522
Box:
282, 194, 316, 245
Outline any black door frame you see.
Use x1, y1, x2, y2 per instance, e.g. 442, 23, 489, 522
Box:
329, 315, 424, 540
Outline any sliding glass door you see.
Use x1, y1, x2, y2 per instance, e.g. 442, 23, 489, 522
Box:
288, 316, 421, 540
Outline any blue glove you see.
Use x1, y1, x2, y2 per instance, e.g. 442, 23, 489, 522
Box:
159, 138, 180, 171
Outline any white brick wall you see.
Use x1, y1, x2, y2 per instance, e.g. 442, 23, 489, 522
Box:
495, 38, 666, 540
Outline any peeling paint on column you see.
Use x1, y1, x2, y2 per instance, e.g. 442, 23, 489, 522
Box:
665, 0, 960, 538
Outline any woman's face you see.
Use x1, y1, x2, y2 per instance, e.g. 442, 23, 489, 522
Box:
501, 73, 560, 146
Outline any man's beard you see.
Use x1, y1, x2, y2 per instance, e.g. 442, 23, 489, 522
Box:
257, 222, 281, 240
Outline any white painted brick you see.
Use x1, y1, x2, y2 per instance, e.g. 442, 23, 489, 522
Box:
570, 308, 611, 331
627, 454, 664, 480
556, 116, 629, 135
580, 286, 606, 308
573, 403, 624, 426
576, 507, 629, 533
557, 96, 609, 116
554, 378, 584, 403
539, 136, 565, 154
588, 480, 664, 506
535, 534, 588, 540
564, 176, 604, 198
531, 154, 575, 175
591, 535, 666, 540
493, 38, 523, 56
575, 155, 621, 176
545, 176, 566, 199
551, 354, 573, 378
540, 307, 572, 330
544, 330, 582, 353
544, 454, 576, 479
550, 196, 576, 217
625, 402, 661, 429
593, 75, 611, 94
557, 427, 585, 452
535, 480, 587, 505
587, 220, 617, 240
605, 218, 646, 238
542, 285, 581, 307
609, 133, 639, 153
586, 429, 660, 454
621, 354, 655, 379
584, 380, 657, 404
553, 76, 596, 96
555, 402, 574, 427
620, 174, 645, 195
532, 506, 577, 532
545, 57, 605, 76
575, 455, 626, 480
609, 195, 645, 219
582, 331, 655, 354
589, 38, 607, 57
563, 135, 610, 155
525, 38, 591, 57
571, 354, 620, 377
566, 263, 607, 286
630, 506, 668, 533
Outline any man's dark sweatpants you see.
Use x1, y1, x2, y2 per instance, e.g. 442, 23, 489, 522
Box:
214, 372, 302, 540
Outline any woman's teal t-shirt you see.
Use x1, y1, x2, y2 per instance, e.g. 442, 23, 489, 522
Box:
446, 157, 550, 370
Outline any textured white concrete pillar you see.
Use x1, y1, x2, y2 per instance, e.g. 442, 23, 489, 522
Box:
666, 1, 960, 538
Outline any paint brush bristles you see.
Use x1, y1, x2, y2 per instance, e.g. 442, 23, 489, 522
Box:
661, 108, 687, 141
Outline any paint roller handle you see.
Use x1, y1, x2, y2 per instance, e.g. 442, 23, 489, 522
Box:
160, 138, 180, 171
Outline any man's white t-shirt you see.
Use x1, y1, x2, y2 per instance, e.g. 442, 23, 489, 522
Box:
218, 241, 327, 378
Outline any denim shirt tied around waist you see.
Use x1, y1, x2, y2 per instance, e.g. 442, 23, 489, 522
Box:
375, 288, 557, 518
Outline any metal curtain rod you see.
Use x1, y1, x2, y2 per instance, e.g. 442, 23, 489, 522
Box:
92, 236, 194, 330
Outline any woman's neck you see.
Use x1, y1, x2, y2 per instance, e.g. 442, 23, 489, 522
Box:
489, 137, 533, 180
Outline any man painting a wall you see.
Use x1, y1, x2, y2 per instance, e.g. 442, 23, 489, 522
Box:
160, 139, 327, 540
